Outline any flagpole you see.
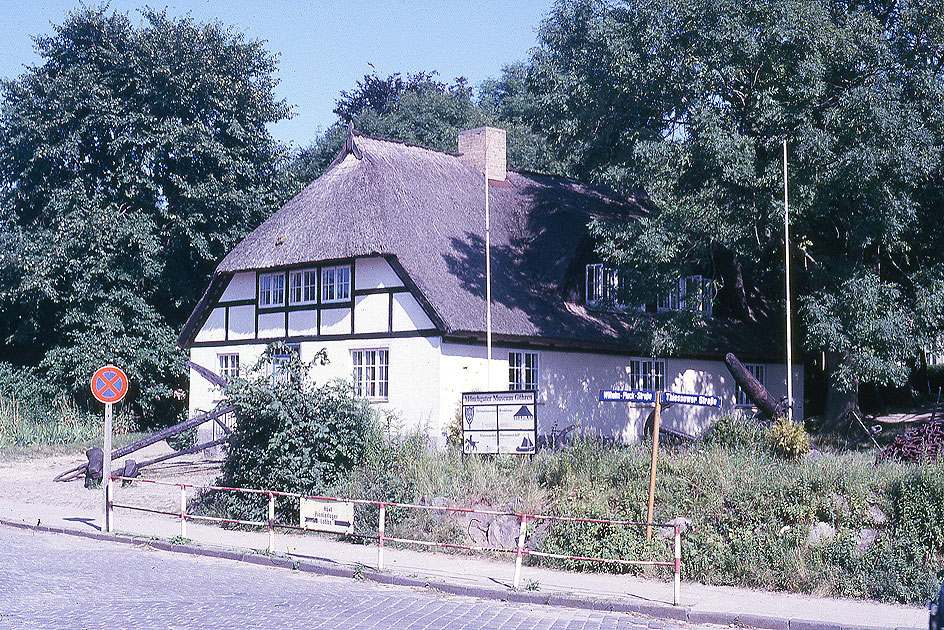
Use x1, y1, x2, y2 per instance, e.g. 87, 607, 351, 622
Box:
784, 139, 794, 423
485, 171, 493, 389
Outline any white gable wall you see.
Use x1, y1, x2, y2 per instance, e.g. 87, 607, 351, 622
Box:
187, 255, 444, 449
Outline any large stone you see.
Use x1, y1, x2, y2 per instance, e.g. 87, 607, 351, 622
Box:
808, 522, 836, 546
487, 515, 522, 550
867, 505, 888, 526
658, 517, 693, 539
855, 528, 879, 556
430, 497, 449, 517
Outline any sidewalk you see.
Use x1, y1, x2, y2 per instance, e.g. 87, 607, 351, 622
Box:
0, 490, 925, 630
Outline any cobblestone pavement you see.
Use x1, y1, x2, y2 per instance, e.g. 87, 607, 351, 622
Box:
0, 526, 695, 630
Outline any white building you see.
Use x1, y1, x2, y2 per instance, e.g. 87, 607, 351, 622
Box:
179, 127, 803, 447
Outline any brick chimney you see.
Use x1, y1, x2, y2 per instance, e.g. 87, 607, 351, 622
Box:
458, 127, 506, 181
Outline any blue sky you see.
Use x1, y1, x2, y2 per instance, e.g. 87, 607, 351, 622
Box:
1, 1, 552, 148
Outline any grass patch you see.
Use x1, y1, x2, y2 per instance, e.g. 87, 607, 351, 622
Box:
199, 413, 944, 605
0, 393, 141, 460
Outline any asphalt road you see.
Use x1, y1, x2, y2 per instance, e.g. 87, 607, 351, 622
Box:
0, 526, 691, 630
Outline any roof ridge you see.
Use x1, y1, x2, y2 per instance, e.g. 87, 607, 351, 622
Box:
353, 129, 461, 158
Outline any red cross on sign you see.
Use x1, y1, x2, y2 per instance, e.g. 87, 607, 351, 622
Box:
91, 366, 128, 404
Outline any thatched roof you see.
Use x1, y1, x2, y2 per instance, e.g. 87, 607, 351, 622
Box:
180, 131, 781, 360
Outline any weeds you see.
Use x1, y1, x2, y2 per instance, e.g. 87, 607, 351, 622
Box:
0, 393, 136, 456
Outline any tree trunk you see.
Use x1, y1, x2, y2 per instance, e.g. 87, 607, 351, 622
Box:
822, 351, 860, 433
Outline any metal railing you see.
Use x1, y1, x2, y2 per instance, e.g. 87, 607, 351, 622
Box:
107, 476, 683, 605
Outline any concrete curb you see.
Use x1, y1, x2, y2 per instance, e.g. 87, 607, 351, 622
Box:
0, 517, 924, 630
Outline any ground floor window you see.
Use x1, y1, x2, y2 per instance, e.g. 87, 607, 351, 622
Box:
352, 348, 388, 400
218, 353, 239, 380
509, 351, 539, 391
629, 358, 665, 391
270, 343, 300, 385
736, 363, 766, 406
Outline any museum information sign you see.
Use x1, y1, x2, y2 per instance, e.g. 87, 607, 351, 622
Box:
462, 391, 537, 454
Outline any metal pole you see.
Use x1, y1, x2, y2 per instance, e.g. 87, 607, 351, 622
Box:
513, 514, 528, 589
784, 139, 794, 423
674, 524, 681, 606
646, 392, 662, 541
378, 503, 386, 571
180, 486, 187, 538
485, 171, 493, 389
107, 478, 113, 533
103, 402, 112, 533
267, 493, 275, 553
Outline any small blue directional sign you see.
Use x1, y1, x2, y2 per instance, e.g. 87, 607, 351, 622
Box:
600, 389, 655, 403
661, 391, 722, 408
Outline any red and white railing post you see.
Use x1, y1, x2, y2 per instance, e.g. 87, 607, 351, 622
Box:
378, 503, 386, 571
267, 492, 275, 553
179, 485, 187, 538
512, 514, 528, 589
673, 524, 681, 606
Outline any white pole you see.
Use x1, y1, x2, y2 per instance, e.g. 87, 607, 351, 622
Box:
784, 139, 794, 423
103, 402, 112, 533
485, 171, 493, 389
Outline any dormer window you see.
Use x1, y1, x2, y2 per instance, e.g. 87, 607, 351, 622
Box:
586, 264, 621, 307
658, 275, 715, 316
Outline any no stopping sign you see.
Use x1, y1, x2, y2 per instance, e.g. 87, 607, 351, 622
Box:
90, 366, 128, 404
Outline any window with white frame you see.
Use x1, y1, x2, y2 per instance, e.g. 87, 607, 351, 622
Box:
352, 348, 388, 400
657, 282, 681, 311
736, 363, 766, 406
928, 334, 944, 366
270, 343, 300, 385
509, 351, 539, 391
288, 268, 318, 305
258, 272, 285, 308
218, 353, 239, 380
322, 265, 351, 303
628, 358, 666, 391
683, 275, 715, 316
658, 275, 714, 315
586, 264, 619, 305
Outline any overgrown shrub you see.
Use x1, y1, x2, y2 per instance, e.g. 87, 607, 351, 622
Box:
213, 345, 373, 519
766, 417, 811, 459
701, 414, 764, 449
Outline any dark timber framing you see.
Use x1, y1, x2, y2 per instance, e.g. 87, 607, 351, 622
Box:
184, 255, 443, 347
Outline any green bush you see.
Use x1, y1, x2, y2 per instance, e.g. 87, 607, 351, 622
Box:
701, 414, 764, 449
766, 417, 811, 459
214, 345, 373, 520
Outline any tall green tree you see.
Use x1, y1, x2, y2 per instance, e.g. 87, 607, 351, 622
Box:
289, 68, 558, 183
0, 6, 292, 423
527, 0, 944, 428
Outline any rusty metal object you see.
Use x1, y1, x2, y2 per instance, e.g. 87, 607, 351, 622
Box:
885, 420, 944, 461
724, 353, 785, 419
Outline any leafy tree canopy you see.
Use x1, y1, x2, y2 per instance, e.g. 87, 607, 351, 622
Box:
289, 67, 560, 183
526, 0, 944, 426
0, 6, 292, 424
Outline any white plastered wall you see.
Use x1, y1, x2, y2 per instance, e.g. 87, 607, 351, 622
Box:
439, 341, 805, 443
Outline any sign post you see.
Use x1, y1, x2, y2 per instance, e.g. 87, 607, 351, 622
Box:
600, 387, 721, 540
646, 392, 662, 540
91, 365, 128, 533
